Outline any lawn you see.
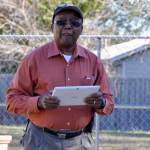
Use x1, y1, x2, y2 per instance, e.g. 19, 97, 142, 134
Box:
0, 125, 150, 150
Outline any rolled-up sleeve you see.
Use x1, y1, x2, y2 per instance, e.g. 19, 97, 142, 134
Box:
6, 55, 39, 118
94, 58, 114, 115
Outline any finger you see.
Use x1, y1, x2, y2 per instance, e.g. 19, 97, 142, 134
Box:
44, 94, 52, 100
86, 92, 102, 100
44, 100, 60, 109
85, 97, 102, 108
45, 99, 60, 105
48, 90, 53, 95
92, 92, 103, 98
46, 103, 59, 108
84, 98, 96, 105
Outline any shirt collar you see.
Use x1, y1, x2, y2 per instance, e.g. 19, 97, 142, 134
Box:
47, 41, 87, 59
47, 41, 61, 58
73, 44, 87, 59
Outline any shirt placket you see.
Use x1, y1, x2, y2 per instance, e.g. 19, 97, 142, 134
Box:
64, 62, 75, 128
65, 63, 72, 86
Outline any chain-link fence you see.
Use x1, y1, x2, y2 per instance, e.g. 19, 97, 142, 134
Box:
0, 34, 150, 150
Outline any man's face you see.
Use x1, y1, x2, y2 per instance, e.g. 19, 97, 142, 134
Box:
51, 11, 83, 49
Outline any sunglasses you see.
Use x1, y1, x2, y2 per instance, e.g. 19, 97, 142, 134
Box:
54, 19, 82, 28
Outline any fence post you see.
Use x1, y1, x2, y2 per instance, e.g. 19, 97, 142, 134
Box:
96, 37, 102, 58
95, 38, 102, 150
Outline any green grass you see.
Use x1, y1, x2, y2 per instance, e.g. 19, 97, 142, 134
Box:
0, 125, 150, 150
96, 130, 150, 150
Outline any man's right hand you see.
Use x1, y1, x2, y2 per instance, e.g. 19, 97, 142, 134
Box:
37, 91, 60, 110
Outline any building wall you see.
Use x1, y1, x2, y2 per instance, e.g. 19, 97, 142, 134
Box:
112, 49, 150, 78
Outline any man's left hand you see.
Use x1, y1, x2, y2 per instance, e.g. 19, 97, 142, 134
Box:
84, 91, 106, 109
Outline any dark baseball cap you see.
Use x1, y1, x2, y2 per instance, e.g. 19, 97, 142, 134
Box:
52, 4, 83, 23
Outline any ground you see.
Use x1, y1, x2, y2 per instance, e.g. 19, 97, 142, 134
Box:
0, 125, 150, 150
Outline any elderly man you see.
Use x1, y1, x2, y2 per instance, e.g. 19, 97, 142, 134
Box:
6, 4, 114, 150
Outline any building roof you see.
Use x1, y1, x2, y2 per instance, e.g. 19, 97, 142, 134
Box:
101, 39, 150, 62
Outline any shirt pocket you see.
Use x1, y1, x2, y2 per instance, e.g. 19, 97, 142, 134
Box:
80, 75, 96, 86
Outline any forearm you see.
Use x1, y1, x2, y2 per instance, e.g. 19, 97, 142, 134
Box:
6, 91, 39, 117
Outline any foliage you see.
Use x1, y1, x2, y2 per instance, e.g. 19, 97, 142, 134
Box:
87, 0, 150, 35
28, 0, 106, 31
0, 0, 150, 34
0, 0, 38, 34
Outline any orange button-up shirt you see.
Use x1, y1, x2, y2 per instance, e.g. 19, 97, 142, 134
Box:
6, 41, 114, 130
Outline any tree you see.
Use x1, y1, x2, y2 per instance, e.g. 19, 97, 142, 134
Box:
28, 0, 106, 32
1, 0, 150, 35
0, 0, 38, 34
85, 0, 150, 35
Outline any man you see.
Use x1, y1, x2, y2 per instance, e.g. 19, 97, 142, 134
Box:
6, 4, 114, 150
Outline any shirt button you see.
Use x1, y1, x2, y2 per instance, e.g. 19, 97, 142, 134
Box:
67, 78, 70, 81
68, 107, 71, 111
67, 122, 70, 126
